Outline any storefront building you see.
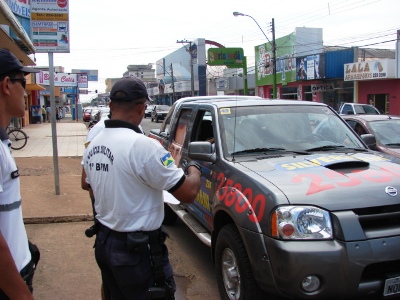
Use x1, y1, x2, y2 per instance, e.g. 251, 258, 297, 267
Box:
255, 27, 399, 114
345, 59, 400, 114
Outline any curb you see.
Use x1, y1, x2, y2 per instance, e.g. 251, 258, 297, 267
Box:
24, 214, 93, 224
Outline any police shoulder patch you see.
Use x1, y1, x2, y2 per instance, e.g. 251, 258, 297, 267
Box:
160, 152, 174, 167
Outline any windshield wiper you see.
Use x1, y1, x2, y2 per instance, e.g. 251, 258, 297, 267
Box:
385, 143, 400, 146
305, 145, 368, 152
232, 147, 285, 155
305, 145, 345, 152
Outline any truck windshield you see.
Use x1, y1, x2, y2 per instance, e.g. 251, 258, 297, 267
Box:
219, 105, 365, 155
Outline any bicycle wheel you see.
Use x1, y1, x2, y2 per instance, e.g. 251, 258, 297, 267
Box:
8, 129, 28, 150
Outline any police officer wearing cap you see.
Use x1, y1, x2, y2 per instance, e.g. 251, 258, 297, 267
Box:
0, 49, 40, 299
82, 76, 201, 300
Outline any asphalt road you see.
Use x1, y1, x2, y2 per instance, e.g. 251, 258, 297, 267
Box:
141, 113, 164, 134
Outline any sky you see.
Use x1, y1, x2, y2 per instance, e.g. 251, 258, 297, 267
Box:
31, 0, 400, 102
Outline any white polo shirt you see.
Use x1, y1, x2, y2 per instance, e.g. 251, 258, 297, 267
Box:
0, 133, 31, 272
83, 121, 184, 232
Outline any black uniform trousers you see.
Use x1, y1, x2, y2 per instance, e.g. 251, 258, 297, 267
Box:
95, 225, 176, 300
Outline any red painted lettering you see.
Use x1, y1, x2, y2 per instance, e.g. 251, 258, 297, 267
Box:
215, 172, 266, 222
361, 170, 392, 183
324, 170, 361, 187
235, 186, 250, 214
225, 190, 236, 207
249, 194, 266, 223
292, 174, 335, 195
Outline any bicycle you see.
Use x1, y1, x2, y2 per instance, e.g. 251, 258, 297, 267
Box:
6, 125, 29, 150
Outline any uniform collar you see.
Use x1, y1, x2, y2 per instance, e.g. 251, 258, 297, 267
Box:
104, 119, 142, 134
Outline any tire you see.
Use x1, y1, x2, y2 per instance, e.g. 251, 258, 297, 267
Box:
162, 203, 178, 225
8, 129, 28, 150
215, 224, 266, 300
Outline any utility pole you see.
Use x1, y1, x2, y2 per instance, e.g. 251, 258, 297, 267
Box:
271, 18, 277, 99
233, 12, 277, 98
170, 63, 176, 103
177, 40, 195, 96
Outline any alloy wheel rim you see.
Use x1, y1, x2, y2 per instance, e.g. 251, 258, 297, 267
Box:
221, 248, 241, 300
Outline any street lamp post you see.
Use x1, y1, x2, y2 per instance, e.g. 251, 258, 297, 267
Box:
233, 12, 277, 99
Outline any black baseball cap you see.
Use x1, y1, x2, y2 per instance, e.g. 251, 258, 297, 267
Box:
110, 76, 152, 103
0, 49, 39, 76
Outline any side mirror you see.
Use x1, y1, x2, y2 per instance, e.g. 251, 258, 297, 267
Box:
361, 134, 376, 150
188, 141, 216, 163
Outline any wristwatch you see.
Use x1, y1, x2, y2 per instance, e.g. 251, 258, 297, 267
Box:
186, 161, 202, 176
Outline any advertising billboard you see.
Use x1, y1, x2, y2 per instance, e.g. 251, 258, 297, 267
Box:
36, 71, 77, 87
295, 54, 326, 80
255, 33, 297, 86
207, 48, 244, 68
344, 59, 394, 81
30, 0, 70, 53
72, 69, 98, 81
5, 0, 31, 38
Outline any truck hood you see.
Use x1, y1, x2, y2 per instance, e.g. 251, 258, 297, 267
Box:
237, 152, 400, 211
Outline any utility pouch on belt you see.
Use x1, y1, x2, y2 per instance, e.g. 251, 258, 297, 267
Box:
21, 241, 40, 292
126, 232, 149, 252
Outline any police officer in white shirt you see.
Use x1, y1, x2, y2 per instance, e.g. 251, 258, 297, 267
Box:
82, 76, 201, 299
0, 49, 40, 299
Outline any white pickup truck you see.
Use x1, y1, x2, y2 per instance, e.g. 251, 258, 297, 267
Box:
338, 102, 381, 115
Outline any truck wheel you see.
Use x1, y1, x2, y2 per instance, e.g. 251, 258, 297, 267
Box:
162, 203, 178, 225
215, 224, 265, 300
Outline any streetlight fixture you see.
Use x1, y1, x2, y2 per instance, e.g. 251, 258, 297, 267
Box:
233, 11, 277, 99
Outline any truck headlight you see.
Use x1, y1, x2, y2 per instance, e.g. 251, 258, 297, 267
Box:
271, 206, 332, 240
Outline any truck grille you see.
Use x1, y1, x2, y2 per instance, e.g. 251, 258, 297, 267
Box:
353, 204, 400, 239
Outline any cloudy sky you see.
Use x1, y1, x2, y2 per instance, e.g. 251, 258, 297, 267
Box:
31, 0, 400, 102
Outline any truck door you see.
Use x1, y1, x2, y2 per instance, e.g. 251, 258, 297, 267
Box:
186, 109, 216, 230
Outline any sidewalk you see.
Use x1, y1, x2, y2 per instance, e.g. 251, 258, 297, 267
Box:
15, 114, 93, 223
13, 114, 88, 158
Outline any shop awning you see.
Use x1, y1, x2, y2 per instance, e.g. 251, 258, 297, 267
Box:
0, 27, 35, 65
0, 1, 35, 55
26, 83, 46, 91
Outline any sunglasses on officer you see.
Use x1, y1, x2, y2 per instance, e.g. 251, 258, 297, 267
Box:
0, 74, 27, 89
9, 77, 26, 89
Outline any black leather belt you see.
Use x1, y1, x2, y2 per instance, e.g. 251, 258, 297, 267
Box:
98, 222, 160, 240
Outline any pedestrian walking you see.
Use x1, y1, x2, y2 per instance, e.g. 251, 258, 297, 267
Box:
81, 77, 201, 300
0, 48, 40, 299
41, 106, 46, 123
45, 105, 51, 122
55, 107, 60, 122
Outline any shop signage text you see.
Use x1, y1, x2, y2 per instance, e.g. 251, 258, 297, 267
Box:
344, 60, 388, 81
36, 71, 77, 87
311, 83, 334, 92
